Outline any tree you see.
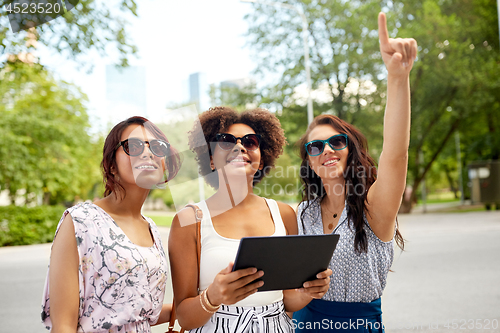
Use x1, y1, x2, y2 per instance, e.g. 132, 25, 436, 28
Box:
396, 0, 500, 211
245, 0, 387, 121
0, 0, 138, 68
244, 0, 500, 212
0, 60, 102, 205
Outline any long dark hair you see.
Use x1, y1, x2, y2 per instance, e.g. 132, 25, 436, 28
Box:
101, 116, 182, 198
297, 114, 404, 252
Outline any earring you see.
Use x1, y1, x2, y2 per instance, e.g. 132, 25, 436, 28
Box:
156, 182, 167, 189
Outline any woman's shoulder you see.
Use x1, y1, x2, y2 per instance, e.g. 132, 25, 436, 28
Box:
262, 198, 295, 219
61, 201, 113, 235
53, 201, 104, 245
171, 202, 205, 230
297, 198, 321, 214
65, 201, 101, 220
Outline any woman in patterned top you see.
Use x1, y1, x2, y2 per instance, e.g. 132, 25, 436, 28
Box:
41, 116, 181, 332
292, 13, 417, 332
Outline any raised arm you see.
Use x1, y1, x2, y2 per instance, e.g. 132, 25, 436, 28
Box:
366, 12, 418, 241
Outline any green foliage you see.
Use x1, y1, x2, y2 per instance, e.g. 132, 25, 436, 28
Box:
255, 150, 301, 202
0, 204, 64, 246
245, 0, 387, 125
395, 0, 500, 208
243, 0, 500, 211
0, 0, 138, 68
149, 187, 174, 207
0, 60, 103, 205
145, 214, 173, 227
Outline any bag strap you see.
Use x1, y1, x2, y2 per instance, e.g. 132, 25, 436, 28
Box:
167, 305, 177, 333
186, 204, 202, 290
167, 204, 203, 333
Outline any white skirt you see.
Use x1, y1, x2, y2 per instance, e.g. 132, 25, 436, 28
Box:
187, 300, 293, 333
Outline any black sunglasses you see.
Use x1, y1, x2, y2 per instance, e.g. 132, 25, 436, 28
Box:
305, 134, 348, 156
215, 133, 261, 151
116, 138, 170, 157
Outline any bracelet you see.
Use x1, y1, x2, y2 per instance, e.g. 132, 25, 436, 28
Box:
203, 286, 221, 311
199, 290, 217, 314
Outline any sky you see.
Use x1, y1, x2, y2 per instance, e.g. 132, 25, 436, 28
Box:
37, 0, 257, 133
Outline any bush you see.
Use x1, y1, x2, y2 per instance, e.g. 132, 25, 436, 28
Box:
0, 205, 65, 246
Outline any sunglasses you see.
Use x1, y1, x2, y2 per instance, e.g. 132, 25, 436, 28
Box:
116, 138, 170, 157
215, 133, 261, 151
305, 134, 348, 156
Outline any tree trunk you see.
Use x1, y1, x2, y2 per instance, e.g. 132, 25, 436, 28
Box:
487, 109, 499, 160
443, 165, 459, 199
401, 119, 461, 213
43, 192, 50, 205
399, 185, 413, 213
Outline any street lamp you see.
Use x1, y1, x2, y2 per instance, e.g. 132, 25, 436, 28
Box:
498, 0, 500, 50
241, 0, 314, 124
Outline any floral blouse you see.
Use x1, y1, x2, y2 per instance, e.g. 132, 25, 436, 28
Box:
41, 202, 168, 332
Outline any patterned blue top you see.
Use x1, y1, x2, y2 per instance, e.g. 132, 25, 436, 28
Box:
297, 198, 394, 303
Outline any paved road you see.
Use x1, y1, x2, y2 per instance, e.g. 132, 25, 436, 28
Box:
1, 210, 499, 333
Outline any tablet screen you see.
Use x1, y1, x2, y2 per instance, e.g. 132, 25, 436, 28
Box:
232, 234, 339, 292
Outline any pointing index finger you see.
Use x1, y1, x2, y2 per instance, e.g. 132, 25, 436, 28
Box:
378, 12, 390, 46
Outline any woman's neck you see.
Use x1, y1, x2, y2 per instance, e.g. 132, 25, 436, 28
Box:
97, 187, 149, 219
207, 172, 256, 218
320, 177, 346, 210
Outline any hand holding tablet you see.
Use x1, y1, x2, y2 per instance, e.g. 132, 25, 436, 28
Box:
232, 234, 339, 292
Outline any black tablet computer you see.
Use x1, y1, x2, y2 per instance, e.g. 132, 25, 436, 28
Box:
232, 234, 339, 292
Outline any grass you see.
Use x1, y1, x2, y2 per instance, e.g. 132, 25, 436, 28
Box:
146, 215, 174, 227
414, 191, 463, 205
422, 198, 461, 204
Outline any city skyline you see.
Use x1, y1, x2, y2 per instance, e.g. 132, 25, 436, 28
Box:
36, 0, 257, 133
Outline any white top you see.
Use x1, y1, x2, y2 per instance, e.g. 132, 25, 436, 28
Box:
198, 198, 286, 307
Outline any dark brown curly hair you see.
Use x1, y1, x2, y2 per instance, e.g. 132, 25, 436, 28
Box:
297, 114, 404, 253
188, 107, 287, 189
101, 116, 182, 198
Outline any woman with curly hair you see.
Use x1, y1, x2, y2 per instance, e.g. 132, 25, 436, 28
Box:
41, 116, 181, 332
168, 107, 332, 332
292, 13, 417, 332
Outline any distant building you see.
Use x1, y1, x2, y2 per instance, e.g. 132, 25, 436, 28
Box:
220, 77, 257, 109
189, 72, 210, 113
220, 77, 255, 90
105, 65, 147, 124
